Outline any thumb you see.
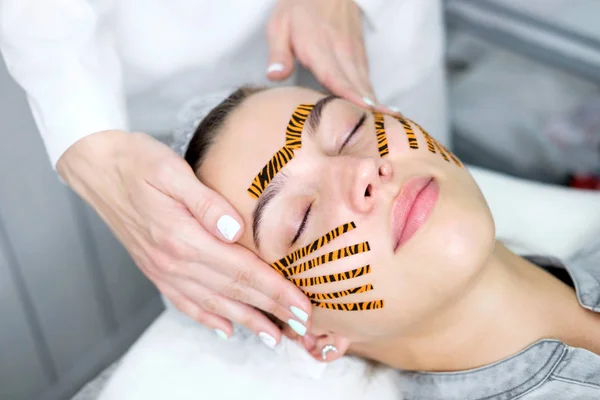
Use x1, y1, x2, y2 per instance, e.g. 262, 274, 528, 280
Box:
161, 164, 244, 243
266, 14, 295, 81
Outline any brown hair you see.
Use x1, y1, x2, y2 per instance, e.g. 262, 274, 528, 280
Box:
184, 86, 265, 172
183, 85, 285, 328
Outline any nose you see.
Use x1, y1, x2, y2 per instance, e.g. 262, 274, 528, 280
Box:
349, 158, 393, 213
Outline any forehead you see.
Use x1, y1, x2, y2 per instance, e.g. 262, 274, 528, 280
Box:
199, 87, 324, 251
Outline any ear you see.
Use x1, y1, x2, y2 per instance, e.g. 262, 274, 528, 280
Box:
310, 333, 351, 362
282, 324, 351, 362
293, 332, 351, 363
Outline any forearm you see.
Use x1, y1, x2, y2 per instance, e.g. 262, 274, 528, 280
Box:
56, 129, 129, 196
0, 0, 128, 168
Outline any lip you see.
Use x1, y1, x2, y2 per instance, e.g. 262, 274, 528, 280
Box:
390, 176, 439, 252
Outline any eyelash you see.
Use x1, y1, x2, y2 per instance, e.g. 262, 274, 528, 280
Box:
290, 113, 365, 246
339, 112, 366, 153
291, 203, 312, 245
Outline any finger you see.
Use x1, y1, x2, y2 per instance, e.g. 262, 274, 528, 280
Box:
199, 245, 313, 324
345, 41, 402, 116
183, 260, 309, 328
155, 280, 234, 338
155, 160, 244, 243
174, 277, 286, 348
332, 39, 377, 104
300, 40, 373, 110
266, 13, 295, 81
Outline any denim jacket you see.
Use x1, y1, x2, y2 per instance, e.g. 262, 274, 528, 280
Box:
396, 255, 600, 400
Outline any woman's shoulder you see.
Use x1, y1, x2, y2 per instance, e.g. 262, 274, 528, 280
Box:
534, 344, 600, 399
524, 254, 600, 313
397, 339, 600, 400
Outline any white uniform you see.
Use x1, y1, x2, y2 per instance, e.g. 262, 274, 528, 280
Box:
0, 0, 446, 168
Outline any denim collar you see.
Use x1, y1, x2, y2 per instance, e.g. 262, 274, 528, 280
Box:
396, 339, 567, 400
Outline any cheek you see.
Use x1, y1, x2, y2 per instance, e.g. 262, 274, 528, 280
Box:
358, 173, 495, 335
290, 227, 376, 281
312, 306, 393, 339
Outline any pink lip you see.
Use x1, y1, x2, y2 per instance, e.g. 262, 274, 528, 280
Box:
390, 176, 439, 252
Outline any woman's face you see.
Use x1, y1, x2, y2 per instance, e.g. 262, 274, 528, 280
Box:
199, 87, 495, 343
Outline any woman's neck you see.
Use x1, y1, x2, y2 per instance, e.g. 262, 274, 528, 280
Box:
352, 242, 600, 372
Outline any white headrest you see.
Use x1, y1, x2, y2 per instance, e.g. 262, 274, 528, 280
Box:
469, 165, 600, 262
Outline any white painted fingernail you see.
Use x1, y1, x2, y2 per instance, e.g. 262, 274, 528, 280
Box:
287, 319, 306, 336
267, 63, 285, 73
258, 332, 277, 349
217, 215, 240, 241
389, 106, 402, 113
214, 329, 229, 340
290, 306, 308, 323
362, 96, 376, 107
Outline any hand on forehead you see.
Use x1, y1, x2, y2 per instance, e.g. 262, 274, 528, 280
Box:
198, 87, 387, 311
199, 87, 325, 251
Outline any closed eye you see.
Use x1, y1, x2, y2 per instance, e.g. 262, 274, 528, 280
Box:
291, 203, 312, 245
339, 112, 366, 154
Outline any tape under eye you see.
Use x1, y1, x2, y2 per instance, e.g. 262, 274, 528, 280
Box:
271, 221, 385, 311
289, 265, 371, 287
303, 284, 373, 301
312, 299, 384, 311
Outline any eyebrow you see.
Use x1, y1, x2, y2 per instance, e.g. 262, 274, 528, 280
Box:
251, 95, 338, 249
252, 172, 287, 247
306, 94, 338, 138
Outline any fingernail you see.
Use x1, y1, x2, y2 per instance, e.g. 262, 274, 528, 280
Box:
267, 63, 285, 74
362, 96, 376, 107
258, 332, 277, 349
287, 319, 307, 336
389, 106, 402, 113
290, 306, 308, 323
214, 329, 229, 340
217, 215, 240, 241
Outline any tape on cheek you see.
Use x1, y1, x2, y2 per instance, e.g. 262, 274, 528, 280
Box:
311, 299, 384, 311
271, 222, 384, 311
304, 284, 373, 300
283, 242, 371, 278
270, 221, 356, 274
289, 264, 371, 287
247, 104, 315, 199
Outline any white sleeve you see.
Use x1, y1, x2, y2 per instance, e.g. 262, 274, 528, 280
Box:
0, 0, 129, 168
353, 0, 389, 30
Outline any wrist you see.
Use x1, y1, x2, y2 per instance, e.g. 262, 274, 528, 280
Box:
57, 129, 129, 194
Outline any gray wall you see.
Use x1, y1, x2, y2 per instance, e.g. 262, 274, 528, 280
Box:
0, 54, 163, 400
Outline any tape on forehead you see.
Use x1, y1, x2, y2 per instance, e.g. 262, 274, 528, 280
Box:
247, 104, 315, 199
408, 118, 463, 167
393, 115, 419, 150
374, 112, 389, 158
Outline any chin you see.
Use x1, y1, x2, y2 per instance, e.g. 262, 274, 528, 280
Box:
437, 207, 496, 280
